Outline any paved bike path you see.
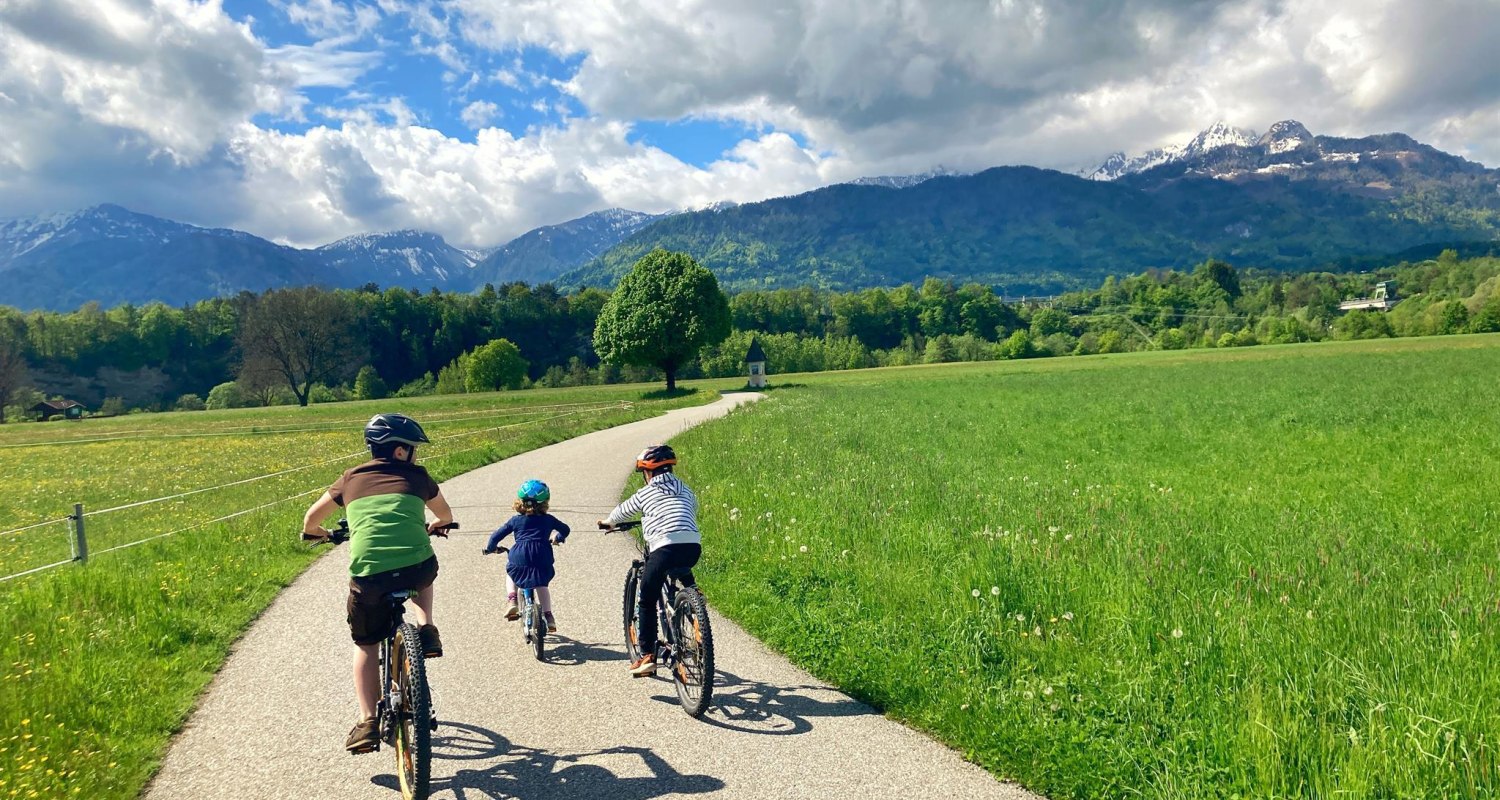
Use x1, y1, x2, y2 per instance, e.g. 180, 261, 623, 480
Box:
146, 393, 1037, 800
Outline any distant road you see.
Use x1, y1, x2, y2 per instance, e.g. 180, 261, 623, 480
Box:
145, 393, 1036, 799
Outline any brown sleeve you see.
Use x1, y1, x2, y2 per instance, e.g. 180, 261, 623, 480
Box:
421, 469, 439, 501
329, 472, 348, 507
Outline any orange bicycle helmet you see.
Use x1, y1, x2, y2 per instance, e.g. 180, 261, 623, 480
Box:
635, 444, 677, 472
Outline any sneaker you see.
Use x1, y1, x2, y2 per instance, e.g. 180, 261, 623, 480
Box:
345, 717, 379, 754
543, 611, 557, 632
628, 654, 657, 678
504, 603, 520, 621
418, 624, 443, 658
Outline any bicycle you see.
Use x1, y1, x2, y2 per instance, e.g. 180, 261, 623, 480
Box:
481, 539, 561, 661
601, 520, 715, 717
304, 518, 458, 800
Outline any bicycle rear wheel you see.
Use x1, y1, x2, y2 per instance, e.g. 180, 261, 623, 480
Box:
622, 567, 642, 663
392, 623, 432, 800
670, 588, 715, 717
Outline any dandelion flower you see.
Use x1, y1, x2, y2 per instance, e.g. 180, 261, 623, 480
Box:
1042, 686, 1054, 696
960, 703, 970, 711
1033, 626, 1042, 637
972, 589, 981, 598
1048, 526, 1060, 533
990, 586, 1000, 596
1062, 611, 1074, 622
1015, 613, 1025, 622
799, 545, 808, 553
1171, 628, 1184, 639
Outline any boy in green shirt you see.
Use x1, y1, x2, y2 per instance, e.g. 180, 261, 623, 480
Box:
302, 413, 454, 753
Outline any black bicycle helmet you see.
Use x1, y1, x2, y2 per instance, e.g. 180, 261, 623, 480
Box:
634, 444, 677, 472
364, 413, 430, 447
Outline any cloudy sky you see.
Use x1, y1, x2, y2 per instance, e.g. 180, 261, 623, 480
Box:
3, 0, 1499, 248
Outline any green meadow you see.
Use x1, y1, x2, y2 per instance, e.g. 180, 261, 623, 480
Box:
0, 384, 718, 800
677, 336, 1500, 799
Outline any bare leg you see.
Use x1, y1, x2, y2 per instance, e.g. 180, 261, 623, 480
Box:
505, 575, 517, 600
536, 586, 553, 614
411, 584, 434, 627
354, 644, 379, 719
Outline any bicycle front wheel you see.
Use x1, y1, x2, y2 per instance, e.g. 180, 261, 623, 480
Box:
622, 567, 642, 663
670, 588, 715, 718
530, 604, 546, 661
392, 623, 432, 800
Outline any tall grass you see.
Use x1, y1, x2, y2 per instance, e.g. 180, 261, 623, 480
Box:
676, 336, 1500, 798
0, 385, 717, 800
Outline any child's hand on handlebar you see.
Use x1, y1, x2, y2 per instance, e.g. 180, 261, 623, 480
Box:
427, 520, 458, 537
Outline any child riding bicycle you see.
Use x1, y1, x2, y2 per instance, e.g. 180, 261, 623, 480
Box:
301, 413, 455, 753
598, 444, 700, 677
483, 479, 570, 631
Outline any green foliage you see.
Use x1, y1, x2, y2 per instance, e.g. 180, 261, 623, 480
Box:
174, 393, 206, 411
205, 382, 248, 411
98, 396, 127, 417
592, 249, 731, 390
394, 372, 436, 398
998, 329, 1036, 359
435, 355, 469, 395
352, 366, 389, 400
676, 339, 1500, 799
463, 338, 527, 392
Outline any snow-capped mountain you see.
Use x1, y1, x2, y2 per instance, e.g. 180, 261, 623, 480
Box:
1256, 120, 1314, 155
848, 165, 969, 189
0, 204, 326, 310
316, 229, 484, 288
467, 207, 672, 288
1086, 122, 1258, 181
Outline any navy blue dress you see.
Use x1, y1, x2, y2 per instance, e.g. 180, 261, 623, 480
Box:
485, 513, 570, 588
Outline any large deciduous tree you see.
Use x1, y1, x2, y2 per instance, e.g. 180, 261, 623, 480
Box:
236, 288, 361, 407
464, 338, 528, 392
592, 249, 731, 391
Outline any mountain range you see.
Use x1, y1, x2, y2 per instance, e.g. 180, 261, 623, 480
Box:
3, 120, 1498, 310
560, 120, 1500, 291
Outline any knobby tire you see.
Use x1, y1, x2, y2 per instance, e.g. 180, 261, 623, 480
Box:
671, 588, 715, 718
393, 623, 432, 800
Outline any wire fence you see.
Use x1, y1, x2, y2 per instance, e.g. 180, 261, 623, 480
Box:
0, 400, 636, 584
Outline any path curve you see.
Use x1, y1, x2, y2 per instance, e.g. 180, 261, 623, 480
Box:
146, 394, 1037, 800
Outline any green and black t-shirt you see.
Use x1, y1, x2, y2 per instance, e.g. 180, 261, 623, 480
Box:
330, 459, 440, 577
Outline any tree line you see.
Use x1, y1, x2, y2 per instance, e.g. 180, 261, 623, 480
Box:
2, 250, 1498, 420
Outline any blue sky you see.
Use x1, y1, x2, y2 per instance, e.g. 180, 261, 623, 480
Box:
2, 0, 1499, 248
227, 0, 752, 167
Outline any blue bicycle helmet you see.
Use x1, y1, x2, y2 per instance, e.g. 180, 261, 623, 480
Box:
517, 479, 550, 503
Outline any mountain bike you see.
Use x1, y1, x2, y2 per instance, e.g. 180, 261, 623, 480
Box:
305, 518, 457, 800
482, 540, 561, 661
602, 520, 715, 717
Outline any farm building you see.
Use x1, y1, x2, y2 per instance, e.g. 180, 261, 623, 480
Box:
32, 399, 85, 421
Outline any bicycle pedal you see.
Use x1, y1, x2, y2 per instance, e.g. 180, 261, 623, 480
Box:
349, 743, 379, 755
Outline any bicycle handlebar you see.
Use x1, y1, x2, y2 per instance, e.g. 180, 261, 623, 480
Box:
303, 519, 457, 545
598, 520, 641, 532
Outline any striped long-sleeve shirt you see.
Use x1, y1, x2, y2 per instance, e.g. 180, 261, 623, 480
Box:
606, 472, 700, 551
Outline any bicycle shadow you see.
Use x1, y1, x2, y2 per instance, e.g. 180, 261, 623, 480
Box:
543, 636, 626, 667
648, 669, 876, 736
373, 721, 724, 799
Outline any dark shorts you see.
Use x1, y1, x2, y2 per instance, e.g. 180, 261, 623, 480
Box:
347, 555, 439, 645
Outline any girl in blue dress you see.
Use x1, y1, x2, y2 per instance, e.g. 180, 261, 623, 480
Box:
483, 479, 570, 631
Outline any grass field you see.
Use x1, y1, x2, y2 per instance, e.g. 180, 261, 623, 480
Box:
0, 383, 721, 800
674, 335, 1500, 799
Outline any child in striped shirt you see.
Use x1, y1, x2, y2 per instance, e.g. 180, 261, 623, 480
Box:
598, 444, 700, 677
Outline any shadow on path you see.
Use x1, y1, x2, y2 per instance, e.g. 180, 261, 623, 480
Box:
542, 636, 626, 667
648, 669, 876, 736
374, 722, 724, 799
